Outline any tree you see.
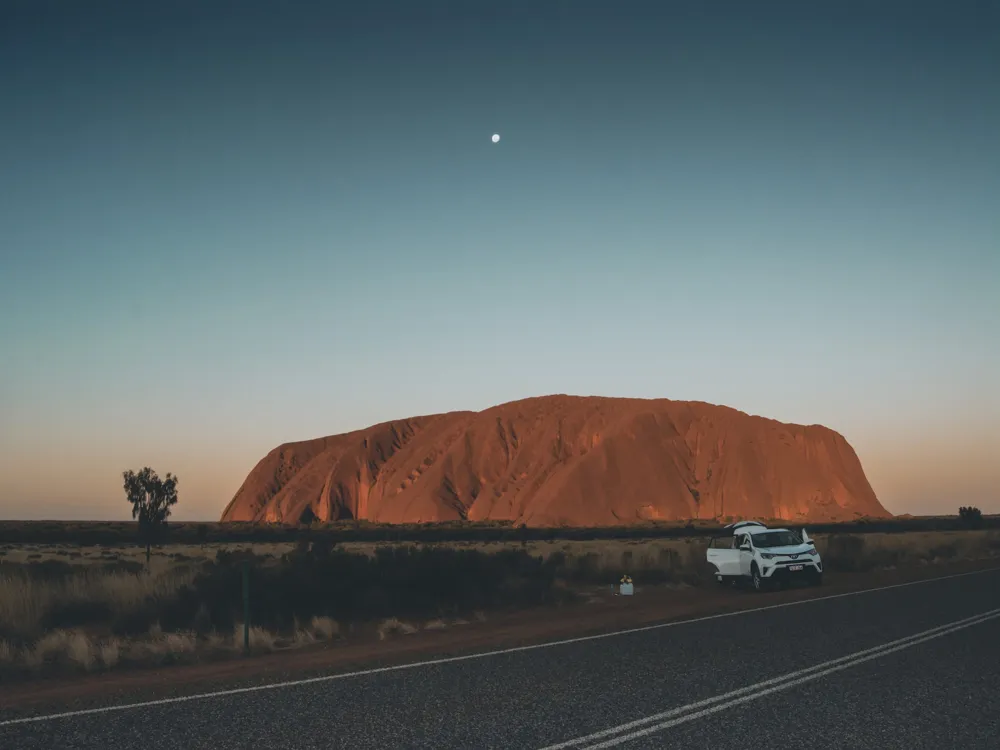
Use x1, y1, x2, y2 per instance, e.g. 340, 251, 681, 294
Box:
123, 467, 179, 565
958, 506, 983, 528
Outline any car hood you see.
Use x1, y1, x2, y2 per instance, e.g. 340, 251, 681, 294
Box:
760, 544, 815, 556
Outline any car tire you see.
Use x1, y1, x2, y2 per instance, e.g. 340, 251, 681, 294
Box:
751, 563, 764, 592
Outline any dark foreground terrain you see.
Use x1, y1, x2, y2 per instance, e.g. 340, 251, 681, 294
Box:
2, 565, 998, 749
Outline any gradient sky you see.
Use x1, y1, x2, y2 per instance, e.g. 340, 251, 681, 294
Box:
1, 0, 997, 521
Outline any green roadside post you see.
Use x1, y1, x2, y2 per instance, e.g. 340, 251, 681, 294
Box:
242, 559, 250, 654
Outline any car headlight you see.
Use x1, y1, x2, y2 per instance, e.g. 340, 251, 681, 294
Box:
760, 553, 775, 560
808, 547, 819, 556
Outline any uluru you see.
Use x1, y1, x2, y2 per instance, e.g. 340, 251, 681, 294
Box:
221, 395, 890, 526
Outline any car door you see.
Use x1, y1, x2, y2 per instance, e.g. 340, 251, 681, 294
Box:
738, 534, 754, 576
706, 536, 741, 576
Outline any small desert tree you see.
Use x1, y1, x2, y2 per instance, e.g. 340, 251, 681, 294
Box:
958, 506, 983, 528
123, 467, 179, 565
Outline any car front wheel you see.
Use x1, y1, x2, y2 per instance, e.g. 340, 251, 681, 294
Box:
751, 563, 764, 592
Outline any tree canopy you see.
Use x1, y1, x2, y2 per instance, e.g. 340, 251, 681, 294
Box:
123, 467, 179, 562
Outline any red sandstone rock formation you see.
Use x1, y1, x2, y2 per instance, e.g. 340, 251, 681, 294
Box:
220, 395, 889, 526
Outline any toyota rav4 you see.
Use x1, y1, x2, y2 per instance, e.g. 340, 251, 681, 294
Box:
706, 521, 823, 590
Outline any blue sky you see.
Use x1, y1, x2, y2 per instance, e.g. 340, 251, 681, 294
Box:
1, 0, 997, 520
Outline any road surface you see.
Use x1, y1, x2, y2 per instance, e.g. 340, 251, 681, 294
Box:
3, 568, 999, 749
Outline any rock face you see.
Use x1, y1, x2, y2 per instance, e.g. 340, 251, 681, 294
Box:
220, 395, 890, 526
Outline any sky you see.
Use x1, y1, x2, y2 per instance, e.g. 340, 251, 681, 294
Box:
1, 0, 997, 521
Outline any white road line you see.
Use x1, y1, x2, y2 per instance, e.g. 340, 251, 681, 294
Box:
541, 608, 1000, 750
0, 566, 997, 728
535, 607, 1000, 750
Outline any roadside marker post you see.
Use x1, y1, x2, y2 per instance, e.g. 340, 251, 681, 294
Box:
242, 560, 250, 654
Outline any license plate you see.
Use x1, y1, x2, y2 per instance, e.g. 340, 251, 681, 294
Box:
789, 565, 803, 571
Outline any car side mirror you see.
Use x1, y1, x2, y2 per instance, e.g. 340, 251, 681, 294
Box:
740, 542, 751, 551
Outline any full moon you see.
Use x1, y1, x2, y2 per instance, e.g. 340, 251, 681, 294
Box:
491, 133, 500, 143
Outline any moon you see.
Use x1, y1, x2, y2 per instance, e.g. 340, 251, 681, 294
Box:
491, 133, 500, 143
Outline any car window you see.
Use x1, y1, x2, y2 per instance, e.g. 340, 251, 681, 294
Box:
753, 531, 803, 548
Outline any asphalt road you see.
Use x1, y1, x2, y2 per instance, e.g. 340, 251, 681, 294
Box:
3, 568, 999, 750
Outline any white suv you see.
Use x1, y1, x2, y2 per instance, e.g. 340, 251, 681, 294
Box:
706, 521, 823, 590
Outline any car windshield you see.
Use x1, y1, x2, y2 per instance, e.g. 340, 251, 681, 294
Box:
753, 531, 803, 548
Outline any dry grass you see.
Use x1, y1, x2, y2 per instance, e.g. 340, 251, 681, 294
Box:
203, 631, 230, 653
0, 529, 997, 679
0, 543, 297, 568
377, 617, 418, 640
129, 634, 186, 668
492, 530, 1000, 581
308, 615, 340, 640
0, 566, 198, 641
0, 625, 281, 677
813, 530, 999, 572
0, 638, 17, 665
159, 631, 199, 657
17, 630, 105, 672
99, 638, 120, 669
234, 625, 277, 654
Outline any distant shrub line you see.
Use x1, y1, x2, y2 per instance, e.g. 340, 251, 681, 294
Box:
2, 515, 996, 546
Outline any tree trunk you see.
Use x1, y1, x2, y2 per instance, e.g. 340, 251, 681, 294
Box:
145, 543, 151, 567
